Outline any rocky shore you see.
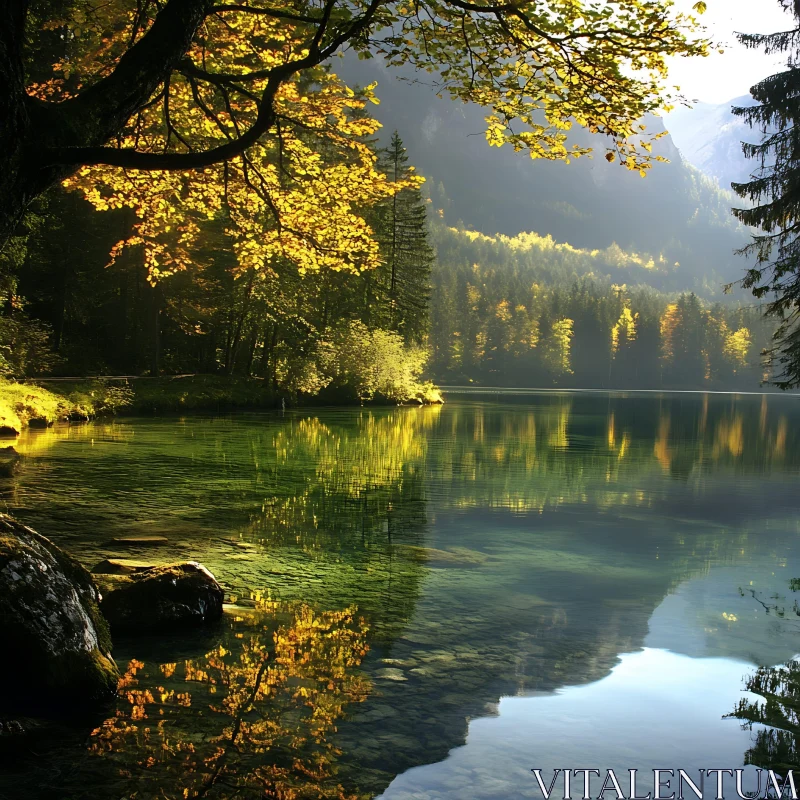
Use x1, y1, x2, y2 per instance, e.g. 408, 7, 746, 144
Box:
0, 514, 224, 721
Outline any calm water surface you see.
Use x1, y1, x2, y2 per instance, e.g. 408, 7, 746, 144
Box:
2, 393, 800, 799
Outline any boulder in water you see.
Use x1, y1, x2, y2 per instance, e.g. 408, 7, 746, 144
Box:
0, 515, 119, 711
100, 562, 224, 633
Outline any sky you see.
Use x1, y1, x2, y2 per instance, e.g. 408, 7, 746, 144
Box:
666, 0, 794, 104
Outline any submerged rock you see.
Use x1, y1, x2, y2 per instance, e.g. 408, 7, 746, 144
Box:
375, 667, 408, 682
100, 562, 224, 633
0, 515, 119, 710
0, 447, 21, 478
400, 545, 488, 568
91, 558, 156, 575
111, 535, 169, 547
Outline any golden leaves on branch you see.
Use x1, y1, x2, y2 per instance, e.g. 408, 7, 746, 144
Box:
64, 69, 416, 282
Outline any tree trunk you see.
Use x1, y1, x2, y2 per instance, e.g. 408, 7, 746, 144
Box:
0, 0, 208, 245
151, 283, 161, 376
245, 329, 258, 376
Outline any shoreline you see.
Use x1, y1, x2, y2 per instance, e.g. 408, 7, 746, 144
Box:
1, 375, 444, 437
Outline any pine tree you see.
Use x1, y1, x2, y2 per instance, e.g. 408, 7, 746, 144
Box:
733, 1, 800, 388
373, 132, 435, 344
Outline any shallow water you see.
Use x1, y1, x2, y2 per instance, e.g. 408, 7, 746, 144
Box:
2, 392, 800, 799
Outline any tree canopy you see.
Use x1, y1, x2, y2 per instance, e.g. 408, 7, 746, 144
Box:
3, 0, 708, 275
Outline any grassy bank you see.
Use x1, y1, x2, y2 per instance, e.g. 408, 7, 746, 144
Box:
0, 375, 442, 435
0, 376, 277, 434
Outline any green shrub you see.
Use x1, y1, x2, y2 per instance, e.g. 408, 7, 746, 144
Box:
0, 314, 59, 378
319, 322, 437, 404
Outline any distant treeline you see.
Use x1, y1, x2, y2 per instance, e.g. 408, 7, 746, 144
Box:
430, 227, 777, 390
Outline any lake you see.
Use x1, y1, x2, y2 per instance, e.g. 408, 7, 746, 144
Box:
3, 392, 800, 799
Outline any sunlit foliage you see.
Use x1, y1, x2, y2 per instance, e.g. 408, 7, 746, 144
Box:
431, 250, 772, 389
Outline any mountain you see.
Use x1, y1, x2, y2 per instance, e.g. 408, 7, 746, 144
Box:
664, 95, 761, 192
335, 55, 752, 297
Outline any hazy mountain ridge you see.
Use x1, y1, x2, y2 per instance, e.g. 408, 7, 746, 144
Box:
335, 55, 753, 298
664, 95, 761, 192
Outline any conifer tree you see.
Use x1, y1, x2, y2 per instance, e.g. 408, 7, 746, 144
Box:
373, 132, 435, 344
733, 1, 800, 387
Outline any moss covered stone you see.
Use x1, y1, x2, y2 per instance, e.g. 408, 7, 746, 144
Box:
0, 515, 118, 711
100, 562, 224, 633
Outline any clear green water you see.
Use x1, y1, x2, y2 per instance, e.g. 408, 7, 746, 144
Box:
2, 393, 800, 799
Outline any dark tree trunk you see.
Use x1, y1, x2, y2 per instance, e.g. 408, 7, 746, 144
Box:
245, 329, 258, 376
150, 283, 161, 376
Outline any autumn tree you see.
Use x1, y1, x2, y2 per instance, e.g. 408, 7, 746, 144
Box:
543, 317, 574, 379
660, 293, 707, 385
4, 0, 709, 268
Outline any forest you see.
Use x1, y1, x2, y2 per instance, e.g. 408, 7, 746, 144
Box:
430, 225, 778, 390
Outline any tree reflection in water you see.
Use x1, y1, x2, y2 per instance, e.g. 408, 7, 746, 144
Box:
89, 598, 370, 799
729, 661, 800, 777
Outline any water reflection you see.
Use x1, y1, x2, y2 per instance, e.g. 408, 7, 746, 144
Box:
729, 659, 800, 776
90, 599, 370, 799
2, 393, 800, 799
378, 648, 763, 800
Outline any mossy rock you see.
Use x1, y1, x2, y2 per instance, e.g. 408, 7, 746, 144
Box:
0, 426, 18, 439
100, 562, 224, 634
0, 515, 119, 712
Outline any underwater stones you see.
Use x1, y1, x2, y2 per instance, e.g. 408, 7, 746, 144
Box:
0, 515, 119, 710
354, 704, 399, 722
100, 561, 224, 633
380, 657, 417, 668
408, 667, 434, 678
